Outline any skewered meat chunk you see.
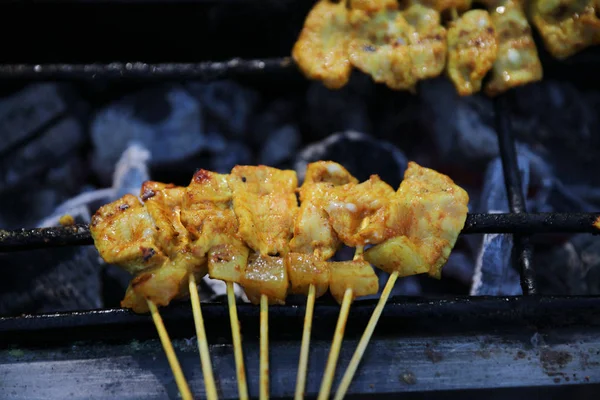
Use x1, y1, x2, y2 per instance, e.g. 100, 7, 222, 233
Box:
328, 260, 379, 304
446, 9, 498, 95
403, 2, 448, 80
484, 0, 543, 96
229, 165, 298, 256
349, 0, 398, 12
291, 161, 358, 259
418, 0, 472, 12
292, 0, 352, 89
208, 241, 249, 283
323, 175, 396, 247
529, 0, 600, 59
365, 162, 469, 279
241, 254, 289, 305
348, 4, 417, 90
286, 253, 331, 298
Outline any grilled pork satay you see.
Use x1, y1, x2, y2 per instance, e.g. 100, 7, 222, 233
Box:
529, 0, 600, 60
228, 165, 298, 305
91, 182, 208, 313
446, 9, 498, 95
293, 0, 353, 90
402, 1, 448, 81
348, 0, 417, 91
483, 0, 543, 96
365, 162, 469, 279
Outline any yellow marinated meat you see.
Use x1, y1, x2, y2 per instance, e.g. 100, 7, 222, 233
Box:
418, 0, 472, 12
349, 0, 398, 12
348, 5, 417, 90
328, 260, 379, 304
228, 165, 298, 256
446, 9, 498, 95
292, 0, 353, 89
485, 0, 543, 96
403, 2, 448, 80
285, 253, 331, 297
323, 175, 396, 247
365, 162, 469, 279
290, 161, 358, 260
529, 0, 600, 59
241, 254, 289, 305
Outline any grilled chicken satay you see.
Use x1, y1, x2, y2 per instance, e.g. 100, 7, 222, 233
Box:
402, 1, 448, 81
529, 0, 600, 60
348, 0, 417, 90
483, 0, 543, 96
229, 165, 298, 305
293, 0, 353, 89
91, 182, 208, 313
446, 9, 498, 95
365, 162, 469, 279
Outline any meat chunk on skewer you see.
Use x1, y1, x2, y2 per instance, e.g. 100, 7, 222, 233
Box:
529, 0, 600, 59
484, 0, 543, 96
328, 260, 379, 304
292, 0, 353, 89
365, 162, 469, 279
446, 9, 498, 95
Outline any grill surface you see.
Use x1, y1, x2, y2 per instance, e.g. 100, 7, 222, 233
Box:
1, 2, 600, 399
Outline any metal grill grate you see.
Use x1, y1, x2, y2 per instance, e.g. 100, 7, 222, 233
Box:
0, 56, 600, 398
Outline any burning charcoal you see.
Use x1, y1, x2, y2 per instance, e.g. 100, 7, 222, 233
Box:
258, 124, 301, 167
536, 234, 600, 295
249, 98, 298, 147
441, 251, 475, 287
210, 140, 253, 174
294, 131, 408, 189
0, 84, 72, 155
91, 85, 217, 186
0, 244, 102, 316
186, 80, 259, 138
419, 78, 498, 166
471, 154, 530, 296
303, 77, 372, 140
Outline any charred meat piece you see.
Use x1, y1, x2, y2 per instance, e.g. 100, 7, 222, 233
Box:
292, 0, 353, 89
446, 9, 498, 95
485, 0, 543, 96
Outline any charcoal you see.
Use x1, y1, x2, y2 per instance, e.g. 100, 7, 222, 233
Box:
249, 98, 298, 147
258, 124, 301, 167
419, 78, 498, 166
91, 85, 216, 185
470, 154, 530, 296
0, 84, 70, 155
294, 131, 408, 189
536, 234, 600, 295
210, 140, 253, 173
303, 77, 372, 140
186, 80, 259, 138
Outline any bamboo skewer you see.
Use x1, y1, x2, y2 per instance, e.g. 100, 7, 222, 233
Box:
147, 299, 194, 400
294, 283, 316, 400
189, 274, 219, 400
226, 282, 249, 400
260, 294, 270, 400
333, 271, 400, 400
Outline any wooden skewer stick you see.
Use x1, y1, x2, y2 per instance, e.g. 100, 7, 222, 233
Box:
189, 274, 219, 400
147, 299, 193, 400
260, 294, 270, 400
317, 287, 353, 400
294, 283, 316, 400
226, 282, 249, 400
333, 271, 400, 400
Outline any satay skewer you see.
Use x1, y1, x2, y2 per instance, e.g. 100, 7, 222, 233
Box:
227, 282, 250, 400
317, 245, 364, 400
260, 294, 270, 400
147, 300, 194, 400
294, 283, 316, 400
188, 274, 219, 400
333, 271, 399, 400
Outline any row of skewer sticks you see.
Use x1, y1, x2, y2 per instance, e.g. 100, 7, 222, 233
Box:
151, 243, 394, 400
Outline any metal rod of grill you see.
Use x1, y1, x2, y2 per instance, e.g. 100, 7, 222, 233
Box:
495, 96, 537, 295
0, 212, 598, 253
0, 58, 294, 80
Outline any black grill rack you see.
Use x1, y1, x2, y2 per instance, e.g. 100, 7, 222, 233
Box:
1, 5, 600, 398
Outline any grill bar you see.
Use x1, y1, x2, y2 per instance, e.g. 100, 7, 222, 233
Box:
0, 212, 598, 253
495, 96, 537, 295
0, 58, 295, 80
